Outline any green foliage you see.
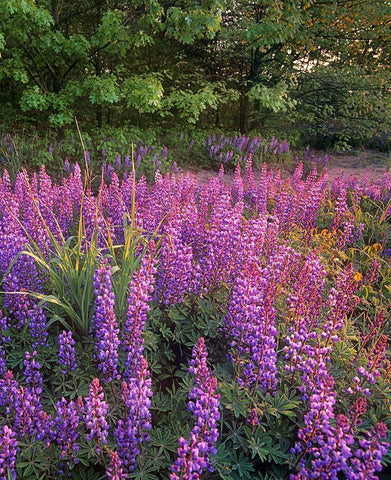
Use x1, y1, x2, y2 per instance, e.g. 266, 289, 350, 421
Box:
0, 0, 224, 128
123, 75, 164, 113
295, 67, 391, 150
1, 0, 390, 144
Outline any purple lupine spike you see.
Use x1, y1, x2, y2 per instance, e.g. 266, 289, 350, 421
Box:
348, 423, 389, 479
84, 378, 109, 453
64, 157, 71, 174
0, 371, 19, 415
58, 330, 77, 375
27, 305, 48, 348
199, 192, 244, 291
24, 350, 42, 395
223, 248, 289, 394
322, 266, 359, 347
0, 425, 18, 480
20, 352, 47, 438
115, 356, 153, 472
291, 368, 340, 477
92, 262, 120, 382
15, 353, 52, 442
170, 338, 220, 480
106, 450, 127, 480
123, 248, 157, 378
53, 398, 81, 462
356, 335, 388, 393
155, 209, 199, 305
232, 163, 243, 204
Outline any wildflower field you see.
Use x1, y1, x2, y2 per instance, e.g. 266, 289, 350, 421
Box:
0, 157, 390, 479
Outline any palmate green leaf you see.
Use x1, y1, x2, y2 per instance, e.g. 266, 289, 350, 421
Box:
71, 465, 105, 480
267, 444, 291, 465
229, 451, 255, 479
220, 383, 250, 418
151, 391, 172, 413
128, 463, 159, 480
263, 389, 300, 420
150, 427, 178, 454
247, 432, 272, 462
123, 74, 164, 113
223, 421, 247, 448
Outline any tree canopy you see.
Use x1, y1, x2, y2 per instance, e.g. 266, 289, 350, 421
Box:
1, 0, 390, 146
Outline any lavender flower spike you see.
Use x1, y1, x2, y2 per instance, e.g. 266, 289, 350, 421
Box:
170, 338, 220, 480
58, 330, 77, 375
0, 425, 18, 480
115, 356, 153, 472
92, 262, 121, 382
84, 378, 109, 453
106, 451, 127, 480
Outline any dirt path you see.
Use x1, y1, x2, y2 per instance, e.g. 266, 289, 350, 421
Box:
326, 150, 389, 182
182, 150, 390, 185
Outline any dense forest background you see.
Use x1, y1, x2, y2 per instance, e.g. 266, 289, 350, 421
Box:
0, 0, 390, 151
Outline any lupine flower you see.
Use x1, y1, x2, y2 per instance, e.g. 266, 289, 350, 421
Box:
24, 350, 42, 395
115, 356, 153, 472
106, 450, 127, 480
199, 192, 244, 291
0, 371, 19, 414
14, 385, 52, 442
247, 408, 259, 427
0, 425, 18, 480
13, 351, 52, 442
27, 305, 48, 347
348, 423, 389, 479
292, 369, 340, 478
155, 212, 199, 305
84, 378, 109, 453
53, 398, 81, 462
170, 338, 220, 479
123, 248, 157, 378
355, 335, 388, 392
58, 330, 77, 375
92, 262, 121, 382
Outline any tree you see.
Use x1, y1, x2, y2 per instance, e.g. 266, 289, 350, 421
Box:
181, 0, 391, 138
0, 0, 390, 144
0, 0, 225, 129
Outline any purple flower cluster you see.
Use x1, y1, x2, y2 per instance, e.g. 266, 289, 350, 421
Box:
58, 330, 77, 375
352, 335, 388, 394
106, 450, 127, 480
170, 338, 220, 480
92, 262, 121, 382
0, 371, 19, 415
203, 133, 290, 166
14, 351, 51, 442
123, 249, 157, 377
84, 378, 109, 453
223, 264, 278, 392
0, 425, 18, 480
53, 397, 81, 462
348, 423, 389, 479
156, 211, 200, 305
115, 356, 153, 472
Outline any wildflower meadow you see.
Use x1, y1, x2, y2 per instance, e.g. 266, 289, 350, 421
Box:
0, 156, 390, 479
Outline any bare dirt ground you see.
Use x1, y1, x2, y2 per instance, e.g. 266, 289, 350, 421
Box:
182, 150, 390, 185
325, 150, 390, 182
